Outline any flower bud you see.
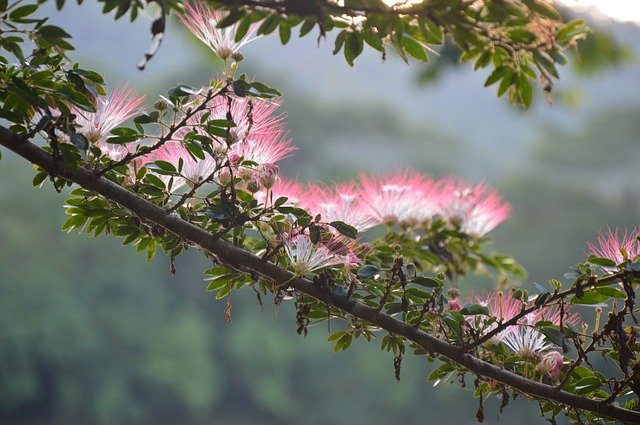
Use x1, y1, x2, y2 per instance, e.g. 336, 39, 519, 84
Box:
258, 163, 279, 189
246, 177, 261, 193
231, 51, 244, 62
154, 99, 168, 111
447, 299, 462, 312
536, 351, 563, 380
217, 168, 232, 186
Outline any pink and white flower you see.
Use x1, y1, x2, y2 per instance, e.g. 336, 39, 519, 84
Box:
439, 178, 511, 237
178, 1, 261, 60
536, 351, 564, 380
500, 303, 578, 359
72, 86, 144, 160
360, 170, 440, 227
301, 183, 377, 232
471, 291, 579, 359
256, 178, 305, 206
587, 226, 640, 267
282, 231, 359, 276
150, 141, 218, 191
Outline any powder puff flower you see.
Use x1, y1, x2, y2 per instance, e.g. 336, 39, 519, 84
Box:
587, 226, 640, 269
536, 351, 564, 380
150, 141, 218, 191
498, 303, 579, 359
72, 86, 144, 160
470, 290, 579, 359
302, 183, 377, 233
256, 178, 305, 207
181, 95, 286, 147
439, 178, 511, 237
471, 290, 523, 342
230, 130, 295, 165
178, 1, 261, 61
183, 95, 295, 167
360, 170, 441, 227
282, 232, 359, 276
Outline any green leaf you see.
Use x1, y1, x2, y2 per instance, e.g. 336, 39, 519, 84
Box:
413, 274, 444, 288
216, 10, 245, 28
570, 290, 609, 305
508, 28, 536, 43
32, 171, 48, 186
357, 265, 379, 279
555, 19, 587, 43
299, 19, 315, 37
333, 30, 347, 55
38, 25, 72, 39
152, 160, 176, 173
9, 4, 38, 21
344, 32, 363, 66
234, 16, 251, 42
517, 73, 533, 108
279, 21, 291, 44
330, 221, 358, 239
574, 376, 601, 395
459, 303, 489, 316
596, 287, 626, 299
401, 37, 428, 62
485, 66, 507, 87
588, 257, 617, 268
257, 15, 280, 36
534, 291, 552, 307
427, 362, 455, 382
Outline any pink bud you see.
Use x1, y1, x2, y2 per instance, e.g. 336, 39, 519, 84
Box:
537, 351, 564, 380
447, 299, 462, 311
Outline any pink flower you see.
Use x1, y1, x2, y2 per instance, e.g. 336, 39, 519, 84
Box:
471, 290, 523, 342
178, 1, 260, 60
256, 178, 305, 207
447, 298, 462, 311
478, 292, 580, 359
587, 226, 640, 267
73, 86, 144, 160
537, 351, 564, 380
257, 163, 279, 189
181, 95, 286, 147
439, 178, 511, 237
301, 183, 377, 232
230, 130, 295, 166
150, 141, 218, 191
360, 170, 440, 227
282, 231, 359, 276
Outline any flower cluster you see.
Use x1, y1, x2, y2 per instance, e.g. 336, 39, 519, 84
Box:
72, 86, 144, 160
281, 230, 360, 276
142, 95, 294, 192
257, 171, 511, 237
587, 226, 640, 267
472, 290, 579, 380
178, 1, 261, 61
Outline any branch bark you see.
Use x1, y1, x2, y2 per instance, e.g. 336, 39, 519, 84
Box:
2, 125, 639, 424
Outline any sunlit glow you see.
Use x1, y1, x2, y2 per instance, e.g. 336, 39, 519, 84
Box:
556, 0, 640, 23
381, 0, 640, 23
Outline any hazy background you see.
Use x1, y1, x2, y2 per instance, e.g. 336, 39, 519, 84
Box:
1, 2, 639, 424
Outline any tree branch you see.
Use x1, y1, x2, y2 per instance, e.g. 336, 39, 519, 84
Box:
2, 125, 639, 424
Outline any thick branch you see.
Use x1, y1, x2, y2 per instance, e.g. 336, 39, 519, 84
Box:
1, 126, 639, 424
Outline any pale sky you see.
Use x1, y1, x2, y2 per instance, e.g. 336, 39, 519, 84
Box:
381, 0, 640, 24
555, 0, 640, 23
